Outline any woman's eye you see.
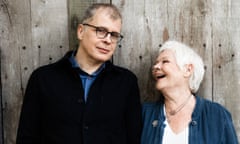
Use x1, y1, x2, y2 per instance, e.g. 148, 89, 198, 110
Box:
162, 60, 169, 63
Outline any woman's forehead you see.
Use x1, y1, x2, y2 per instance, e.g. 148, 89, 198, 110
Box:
158, 49, 175, 58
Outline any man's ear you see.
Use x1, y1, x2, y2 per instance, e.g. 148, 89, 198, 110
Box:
183, 64, 193, 77
77, 24, 84, 40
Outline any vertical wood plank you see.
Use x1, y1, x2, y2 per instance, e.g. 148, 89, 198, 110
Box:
0, 0, 240, 142
0, 0, 69, 143
159, 0, 213, 100
113, 0, 168, 101
0, 50, 3, 144
0, 0, 32, 143
0, 1, 4, 142
31, 0, 69, 67
212, 0, 240, 139
113, 0, 213, 102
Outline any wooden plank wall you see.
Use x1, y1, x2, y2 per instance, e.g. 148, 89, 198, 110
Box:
211, 0, 240, 138
113, 0, 213, 101
0, 0, 69, 143
112, 0, 240, 140
0, 0, 240, 143
0, 50, 3, 144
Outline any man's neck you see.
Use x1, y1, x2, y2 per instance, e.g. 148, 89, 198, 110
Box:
75, 50, 104, 75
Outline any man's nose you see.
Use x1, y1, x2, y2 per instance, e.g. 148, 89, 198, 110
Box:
104, 33, 112, 43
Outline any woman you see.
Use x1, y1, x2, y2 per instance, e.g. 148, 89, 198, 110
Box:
141, 40, 238, 144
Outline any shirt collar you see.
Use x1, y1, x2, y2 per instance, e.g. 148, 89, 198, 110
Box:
69, 51, 105, 76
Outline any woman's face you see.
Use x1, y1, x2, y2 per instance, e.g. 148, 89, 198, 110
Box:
152, 49, 188, 92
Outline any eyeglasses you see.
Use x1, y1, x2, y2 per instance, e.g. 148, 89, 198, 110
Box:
82, 23, 123, 43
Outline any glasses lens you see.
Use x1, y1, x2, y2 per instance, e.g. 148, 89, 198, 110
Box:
96, 27, 108, 38
111, 32, 121, 42
95, 26, 123, 43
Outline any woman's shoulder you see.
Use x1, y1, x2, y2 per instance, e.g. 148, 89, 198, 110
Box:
199, 97, 228, 110
196, 96, 232, 118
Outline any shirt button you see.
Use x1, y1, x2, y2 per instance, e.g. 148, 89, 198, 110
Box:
83, 125, 89, 131
191, 120, 197, 125
87, 76, 92, 80
77, 99, 84, 103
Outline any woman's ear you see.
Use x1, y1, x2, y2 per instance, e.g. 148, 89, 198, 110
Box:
77, 24, 84, 40
183, 64, 193, 77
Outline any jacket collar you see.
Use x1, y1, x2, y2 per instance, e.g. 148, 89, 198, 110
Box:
58, 51, 118, 74
158, 95, 203, 124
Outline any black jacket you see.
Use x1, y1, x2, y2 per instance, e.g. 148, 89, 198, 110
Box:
16, 51, 142, 144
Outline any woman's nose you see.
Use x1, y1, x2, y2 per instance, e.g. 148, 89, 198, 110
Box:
152, 64, 161, 72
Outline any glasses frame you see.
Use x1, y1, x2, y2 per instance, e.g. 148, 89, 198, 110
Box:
82, 23, 123, 43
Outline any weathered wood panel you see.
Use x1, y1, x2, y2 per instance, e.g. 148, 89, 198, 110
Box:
0, 0, 32, 143
113, 0, 167, 101
0, 0, 240, 143
113, 0, 240, 140
0, 0, 69, 143
113, 0, 213, 101
212, 0, 240, 140
164, 0, 213, 101
31, 0, 69, 67
0, 51, 3, 144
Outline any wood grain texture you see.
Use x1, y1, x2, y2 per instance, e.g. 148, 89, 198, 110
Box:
0, 0, 69, 143
113, 0, 240, 140
113, 0, 213, 101
1, 0, 240, 143
0, 0, 32, 143
212, 0, 240, 140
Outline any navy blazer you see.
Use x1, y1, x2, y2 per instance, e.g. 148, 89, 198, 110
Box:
16, 51, 142, 144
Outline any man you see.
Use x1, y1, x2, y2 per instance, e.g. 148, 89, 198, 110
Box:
16, 3, 142, 144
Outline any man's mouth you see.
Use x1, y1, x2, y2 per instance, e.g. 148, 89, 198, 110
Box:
97, 47, 110, 54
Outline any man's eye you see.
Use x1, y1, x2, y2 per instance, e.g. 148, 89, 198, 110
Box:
111, 32, 120, 38
97, 28, 107, 33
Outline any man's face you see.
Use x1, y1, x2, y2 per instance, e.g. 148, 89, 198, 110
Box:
77, 8, 122, 63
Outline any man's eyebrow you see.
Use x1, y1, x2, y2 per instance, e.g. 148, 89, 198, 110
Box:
96, 25, 120, 33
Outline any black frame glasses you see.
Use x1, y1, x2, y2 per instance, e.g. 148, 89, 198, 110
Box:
82, 23, 123, 43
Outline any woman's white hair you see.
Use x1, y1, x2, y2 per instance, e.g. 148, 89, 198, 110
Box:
159, 40, 205, 93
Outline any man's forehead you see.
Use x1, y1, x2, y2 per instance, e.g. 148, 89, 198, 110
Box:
93, 7, 121, 21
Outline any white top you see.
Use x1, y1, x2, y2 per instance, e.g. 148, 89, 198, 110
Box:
162, 106, 189, 144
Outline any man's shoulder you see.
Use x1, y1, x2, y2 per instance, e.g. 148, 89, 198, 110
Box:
196, 96, 232, 120
106, 62, 137, 78
30, 54, 71, 78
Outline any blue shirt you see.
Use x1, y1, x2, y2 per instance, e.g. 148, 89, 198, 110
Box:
69, 52, 105, 101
